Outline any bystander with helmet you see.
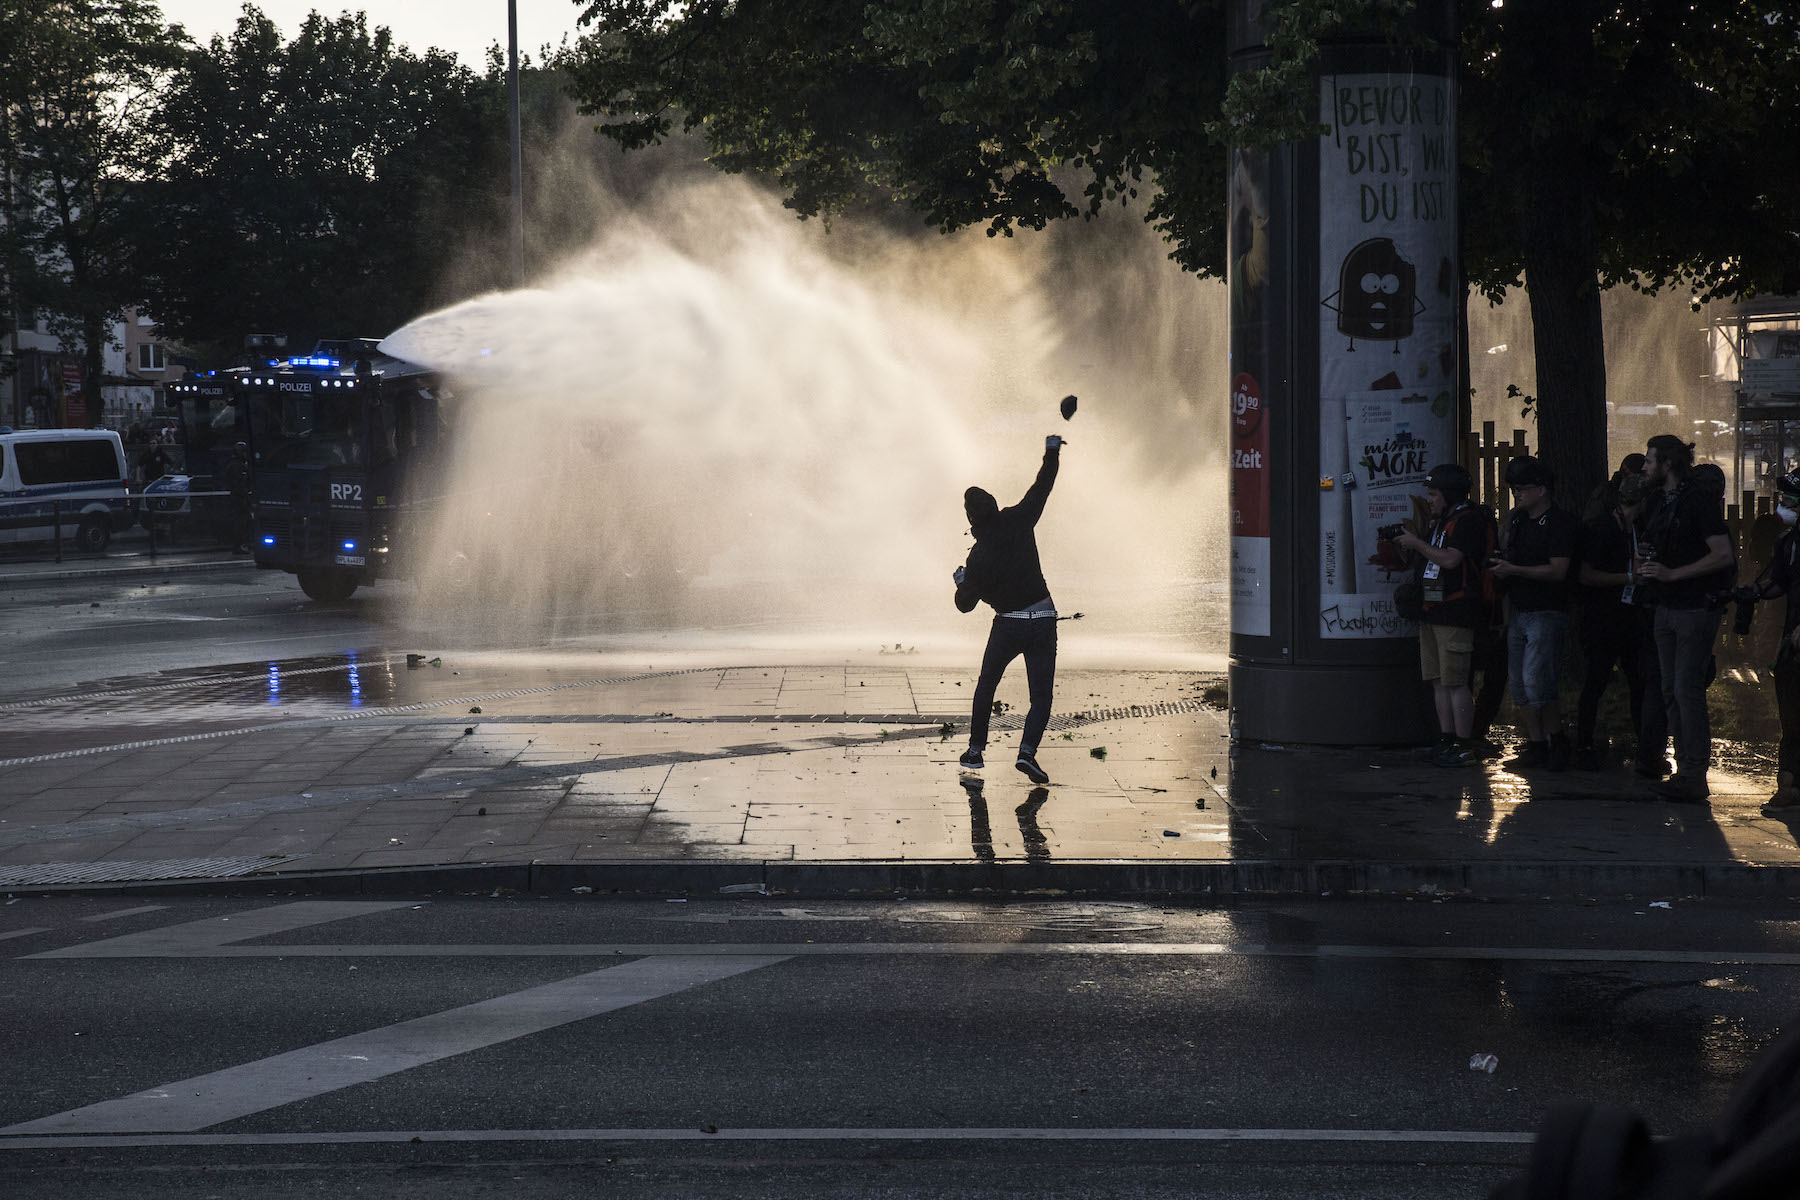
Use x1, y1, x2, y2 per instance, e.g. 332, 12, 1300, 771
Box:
1392, 463, 1491, 768
1490, 456, 1582, 772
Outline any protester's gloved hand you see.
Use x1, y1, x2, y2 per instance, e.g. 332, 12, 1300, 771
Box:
953, 566, 967, 586
1045, 434, 1064, 451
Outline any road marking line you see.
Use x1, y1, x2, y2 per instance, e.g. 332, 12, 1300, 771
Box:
78, 905, 168, 922
0, 1126, 1536, 1149
30, 900, 418, 959
32, 932, 1800, 967
0, 955, 785, 1134
0, 927, 51, 942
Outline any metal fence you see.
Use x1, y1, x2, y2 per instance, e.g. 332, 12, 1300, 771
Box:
0, 488, 237, 564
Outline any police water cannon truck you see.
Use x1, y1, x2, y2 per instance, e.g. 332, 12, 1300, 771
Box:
232, 340, 448, 601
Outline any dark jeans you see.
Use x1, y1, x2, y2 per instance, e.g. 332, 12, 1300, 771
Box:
1653, 605, 1723, 781
1634, 609, 1669, 767
968, 615, 1057, 755
1576, 604, 1649, 749
1472, 626, 1507, 740
1778, 655, 1800, 783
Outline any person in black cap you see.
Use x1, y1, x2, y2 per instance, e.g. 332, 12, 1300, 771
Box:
954, 435, 1064, 784
1740, 469, 1800, 816
1637, 434, 1736, 801
1392, 463, 1492, 767
1490, 455, 1583, 771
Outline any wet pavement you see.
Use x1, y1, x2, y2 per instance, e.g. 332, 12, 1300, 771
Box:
0, 649, 1794, 894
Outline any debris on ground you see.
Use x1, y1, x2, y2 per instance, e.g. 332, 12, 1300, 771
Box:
1468, 1053, 1499, 1074
406, 653, 425, 668
1649, 900, 1673, 909
571, 886, 594, 894
1163, 830, 1180, 837
429, 656, 442, 667
469, 706, 482, 714
462, 727, 473, 736
939, 722, 956, 741
1090, 746, 1107, 760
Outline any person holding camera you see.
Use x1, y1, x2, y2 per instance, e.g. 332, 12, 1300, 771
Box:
1737, 470, 1800, 815
1490, 456, 1583, 771
1636, 434, 1736, 802
1392, 463, 1489, 767
1574, 473, 1661, 771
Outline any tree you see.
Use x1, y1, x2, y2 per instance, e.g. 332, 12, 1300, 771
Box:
132, 6, 516, 358
0, 0, 184, 424
564, 0, 1800, 505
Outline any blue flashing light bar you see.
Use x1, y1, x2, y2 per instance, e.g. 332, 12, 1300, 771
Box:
342, 540, 357, 551
291, 355, 340, 369
261, 535, 276, 546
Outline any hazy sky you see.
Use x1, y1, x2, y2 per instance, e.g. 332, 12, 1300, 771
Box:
160, 1, 588, 66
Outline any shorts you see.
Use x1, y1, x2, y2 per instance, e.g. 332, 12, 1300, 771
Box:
1420, 622, 1476, 688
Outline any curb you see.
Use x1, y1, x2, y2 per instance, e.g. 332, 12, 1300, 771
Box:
0, 557, 249, 585
12, 858, 1800, 901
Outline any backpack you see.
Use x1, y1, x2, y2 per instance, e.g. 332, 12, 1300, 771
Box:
1433, 503, 1500, 617
1487, 1019, 1800, 1199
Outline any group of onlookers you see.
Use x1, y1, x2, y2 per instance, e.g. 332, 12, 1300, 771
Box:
1392, 436, 1799, 816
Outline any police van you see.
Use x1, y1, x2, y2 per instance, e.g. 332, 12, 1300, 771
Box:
0, 427, 132, 552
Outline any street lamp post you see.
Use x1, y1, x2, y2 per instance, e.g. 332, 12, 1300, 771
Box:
508, 0, 524, 287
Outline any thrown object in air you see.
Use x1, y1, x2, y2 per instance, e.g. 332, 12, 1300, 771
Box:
1060, 394, 1078, 421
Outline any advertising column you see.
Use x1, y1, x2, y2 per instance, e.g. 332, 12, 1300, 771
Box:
1316, 75, 1458, 643
1227, 0, 1457, 745
1229, 147, 1274, 639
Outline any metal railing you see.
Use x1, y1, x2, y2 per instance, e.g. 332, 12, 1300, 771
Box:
0, 488, 240, 565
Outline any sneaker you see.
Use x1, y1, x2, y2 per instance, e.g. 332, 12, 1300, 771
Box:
1633, 757, 1673, 780
1547, 734, 1572, 773
958, 748, 984, 770
1649, 775, 1711, 804
1761, 788, 1800, 817
1432, 743, 1478, 768
1412, 739, 1453, 761
1574, 744, 1603, 772
1015, 751, 1050, 785
1506, 741, 1548, 771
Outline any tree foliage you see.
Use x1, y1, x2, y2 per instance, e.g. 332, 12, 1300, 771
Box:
0, 0, 185, 419
566, 0, 1800, 502
565, 0, 1233, 276
131, 6, 516, 358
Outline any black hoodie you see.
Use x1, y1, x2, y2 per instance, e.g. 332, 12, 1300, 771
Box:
955, 444, 1059, 614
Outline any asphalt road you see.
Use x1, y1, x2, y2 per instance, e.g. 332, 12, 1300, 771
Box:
0, 567, 395, 698
1, 894, 1795, 1198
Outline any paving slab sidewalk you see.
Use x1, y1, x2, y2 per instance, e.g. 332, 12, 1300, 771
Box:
0, 653, 1794, 899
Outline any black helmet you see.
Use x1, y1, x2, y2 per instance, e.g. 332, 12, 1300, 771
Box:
1778, 469, 1800, 500
1423, 463, 1471, 500
1504, 455, 1554, 489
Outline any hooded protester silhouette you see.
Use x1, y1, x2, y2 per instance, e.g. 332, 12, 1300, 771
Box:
953, 435, 1063, 784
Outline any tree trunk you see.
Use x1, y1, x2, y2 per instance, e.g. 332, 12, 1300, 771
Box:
83, 311, 105, 427
1521, 189, 1607, 512
1507, 0, 1609, 512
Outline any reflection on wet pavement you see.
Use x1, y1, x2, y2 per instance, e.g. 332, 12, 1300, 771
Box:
0, 650, 1792, 875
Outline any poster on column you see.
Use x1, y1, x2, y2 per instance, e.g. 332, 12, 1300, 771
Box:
1229, 146, 1273, 638
1317, 72, 1458, 640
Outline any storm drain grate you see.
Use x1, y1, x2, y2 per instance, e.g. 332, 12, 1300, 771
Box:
0, 855, 302, 887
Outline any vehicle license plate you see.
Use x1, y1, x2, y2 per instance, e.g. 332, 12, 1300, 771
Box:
335, 554, 366, 566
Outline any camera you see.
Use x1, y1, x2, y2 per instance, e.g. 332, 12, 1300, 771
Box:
1376, 523, 1405, 542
